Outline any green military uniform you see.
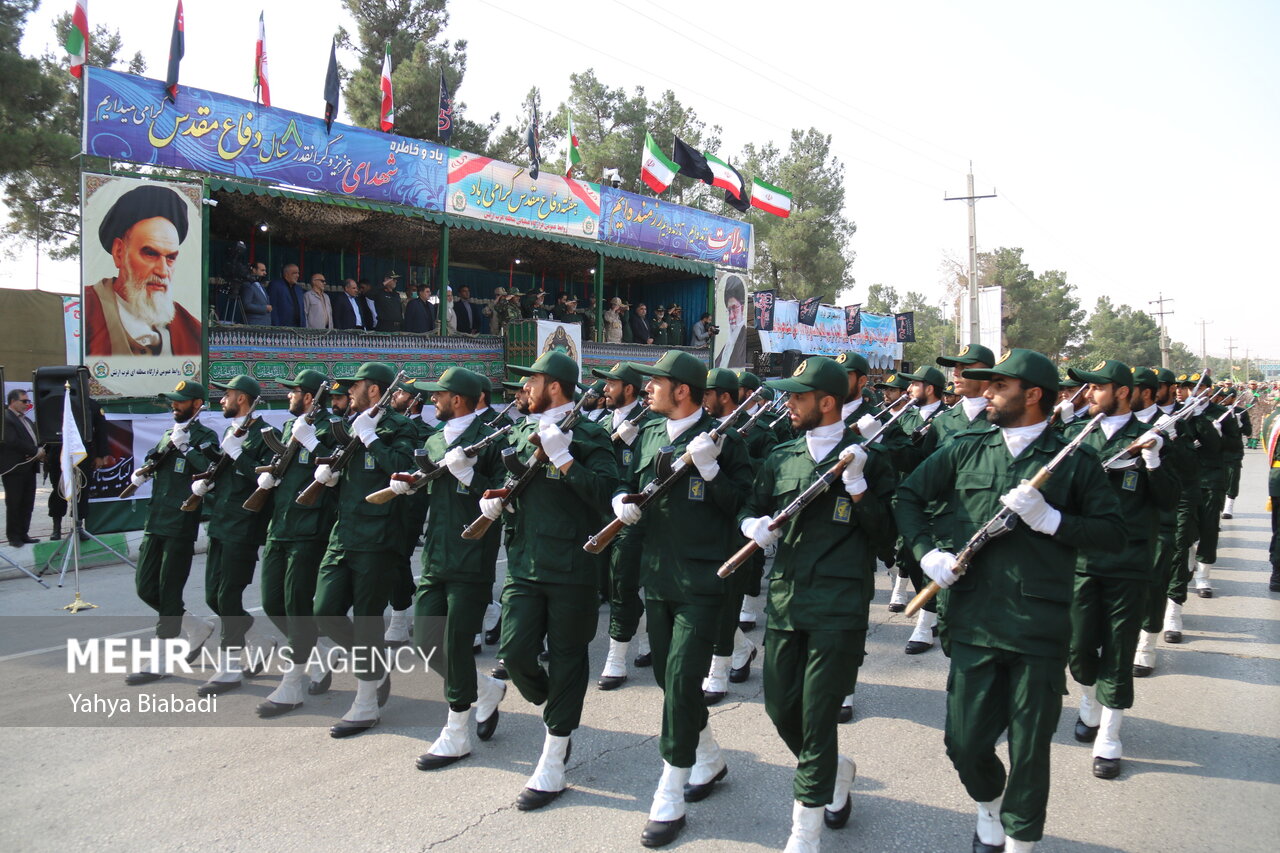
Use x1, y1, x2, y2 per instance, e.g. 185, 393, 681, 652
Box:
258, 371, 338, 667
895, 350, 1123, 843
313, 363, 417, 681
412, 371, 507, 711
134, 381, 218, 639
388, 379, 436, 621
498, 352, 619, 735
1222, 393, 1248, 504
665, 305, 686, 347
740, 357, 896, 809
204, 376, 279, 652
621, 353, 753, 769
732, 371, 781, 621
1168, 379, 1207, 605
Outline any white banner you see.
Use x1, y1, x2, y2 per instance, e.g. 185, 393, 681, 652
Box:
957, 286, 1003, 356
758, 301, 903, 369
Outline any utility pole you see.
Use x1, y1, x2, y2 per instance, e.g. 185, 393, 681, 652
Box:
1149, 293, 1173, 369
946, 163, 997, 347
1225, 337, 1238, 382
1196, 319, 1212, 368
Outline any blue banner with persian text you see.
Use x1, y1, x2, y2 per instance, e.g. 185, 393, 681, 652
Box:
600, 187, 752, 270
83, 67, 447, 210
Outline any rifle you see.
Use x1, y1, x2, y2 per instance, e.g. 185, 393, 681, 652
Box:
295, 371, 406, 507
854, 393, 913, 440
909, 401, 950, 442
610, 402, 650, 443
179, 398, 261, 512
582, 387, 766, 554
766, 393, 793, 430
1102, 385, 1212, 470
1213, 389, 1245, 428
736, 397, 777, 438
903, 412, 1107, 617
119, 439, 180, 499
242, 381, 330, 511
460, 388, 602, 540
1048, 386, 1086, 427
365, 408, 518, 505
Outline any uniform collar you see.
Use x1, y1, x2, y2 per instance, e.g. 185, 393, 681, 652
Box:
999, 420, 1049, 459
1101, 412, 1132, 439
805, 420, 845, 463
442, 411, 478, 444
610, 399, 639, 429
1135, 403, 1160, 423
666, 408, 703, 441
841, 398, 864, 420
961, 396, 987, 421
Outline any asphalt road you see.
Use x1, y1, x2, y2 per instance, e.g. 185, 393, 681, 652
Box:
1, 453, 1277, 852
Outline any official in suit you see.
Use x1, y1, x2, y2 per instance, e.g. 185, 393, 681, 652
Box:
334, 279, 372, 330
2, 389, 44, 545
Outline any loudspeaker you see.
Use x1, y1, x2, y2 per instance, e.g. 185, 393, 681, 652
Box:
32, 365, 92, 445
899, 361, 913, 375
779, 349, 804, 377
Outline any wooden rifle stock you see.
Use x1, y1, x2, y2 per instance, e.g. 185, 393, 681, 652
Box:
366, 420, 516, 505
119, 443, 178, 499
180, 400, 260, 512
296, 372, 405, 508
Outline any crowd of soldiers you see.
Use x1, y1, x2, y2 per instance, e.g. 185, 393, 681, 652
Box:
120, 341, 1275, 852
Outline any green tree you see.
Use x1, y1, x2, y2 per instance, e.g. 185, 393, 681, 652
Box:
864, 284, 898, 315
1, 3, 144, 259
899, 290, 956, 369
1074, 296, 1163, 367
977, 248, 1083, 362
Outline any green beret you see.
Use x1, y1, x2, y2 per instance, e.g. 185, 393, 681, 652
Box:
421, 366, 484, 398
938, 343, 996, 367
834, 351, 871, 375
705, 368, 740, 393
898, 365, 947, 391
352, 361, 397, 389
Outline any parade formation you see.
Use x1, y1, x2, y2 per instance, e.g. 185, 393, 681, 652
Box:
115, 343, 1277, 853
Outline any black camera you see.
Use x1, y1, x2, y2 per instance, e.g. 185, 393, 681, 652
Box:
219, 240, 253, 298
707, 324, 721, 336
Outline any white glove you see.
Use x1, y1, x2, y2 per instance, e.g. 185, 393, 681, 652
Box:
1138, 431, 1164, 469
220, 428, 247, 460
191, 478, 213, 497
1155, 414, 1178, 441
256, 471, 279, 490
839, 444, 869, 496
615, 419, 639, 446
920, 548, 960, 588
1210, 419, 1223, 436
479, 496, 504, 520
291, 418, 320, 452
1054, 400, 1076, 424
740, 515, 781, 549
170, 420, 191, 451
855, 413, 881, 441
612, 493, 642, 526
538, 422, 574, 469
390, 477, 416, 495
1190, 396, 1210, 416
688, 432, 722, 481
130, 471, 148, 488
444, 446, 477, 486
314, 464, 339, 487
352, 408, 382, 447
1000, 482, 1062, 536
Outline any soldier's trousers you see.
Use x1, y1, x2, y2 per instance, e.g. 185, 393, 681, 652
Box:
1170, 486, 1201, 604
205, 537, 261, 649
135, 533, 196, 639
1225, 458, 1242, 499
260, 537, 326, 664
390, 556, 416, 611
314, 546, 397, 681
1271, 498, 1279, 570
944, 641, 1065, 843
607, 532, 645, 642
499, 576, 597, 735
1069, 573, 1147, 710
764, 626, 864, 806
1195, 486, 1226, 564
646, 595, 720, 768
1142, 524, 1178, 633
712, 559, 754, 655
415, 576, 489, 710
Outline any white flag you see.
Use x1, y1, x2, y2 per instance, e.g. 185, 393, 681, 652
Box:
60, 387, 88, 499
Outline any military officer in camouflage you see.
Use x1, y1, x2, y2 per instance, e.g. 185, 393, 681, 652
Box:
310, 362, 417, 737
1063, 360, 1176, 779
609, 350, 753, 847
895, 349, 1123, 852
476, 350, 618, 810
192, 375, 280, 696
252, 370, 339, 717
123, 380, 220, 685
738, 356, 897, 851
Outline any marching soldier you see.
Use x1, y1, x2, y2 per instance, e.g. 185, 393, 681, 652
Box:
476, 377, 514, 428
737, 356, 896, 851
607, 351, 753, 847
384, 377, 434, 647
192, 375, 279, 696
928, 343, 996, 450
123, 380, 219, 685
895, 349, 1123, 852
592, 362, 657, 691
836, 351, 880, 428
311, 362, 416, 737
1221, 386, 1249, 519
733, 370, 777, 633
253, 370, 339, 716
875, 372, 910, 409
1163, 371, 1207, 642
475, 350, 618, 809
1063, 361, 1176, 779
1174, 371, 1239, 599
387, 367, 510, 770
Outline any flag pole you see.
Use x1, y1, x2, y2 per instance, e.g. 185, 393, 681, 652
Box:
60, 382, 96, 612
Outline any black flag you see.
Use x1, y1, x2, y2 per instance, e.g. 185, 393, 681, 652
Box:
752, 290, 776, 331
798, 297, 821, 327
672, 136, 713, 183
526, 104, 541, 180
844, 304, 862, 335
895, 311, 916, 342
724, 162, 750, 212
164, 0, 185, 103
323, 38, 340, 133
438, 70, 454, 145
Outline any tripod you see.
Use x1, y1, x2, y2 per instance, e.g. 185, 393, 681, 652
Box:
39, 466, 132, 611
0, 547, 48, 587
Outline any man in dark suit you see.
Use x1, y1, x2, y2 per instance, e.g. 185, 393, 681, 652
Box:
630, 302, 653, 345
404, 284, 438, 333
333, 279, 372, 331
454, 284, 480, 334
2, 389, 44, 545
268, 264, 306, 327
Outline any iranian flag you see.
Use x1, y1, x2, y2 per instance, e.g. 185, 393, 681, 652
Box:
640, 132, 678, 194
565, 113, 581, 177
751, 177, 792, 218
253, 11, 270, 106
705, 152, 743, 199
379, 43, 394, 132
65, 0, 88, 79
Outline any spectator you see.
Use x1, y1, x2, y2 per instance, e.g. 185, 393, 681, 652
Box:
630, 302, 653, 344
490, 287, 522, 338
404, 283, 437, 333
665, 303, 686, 346
691, 312, 714, 348
579, 295, 597, 342
2, 389, 44, 545
651, 305, 669, 345
268, 263, 305, 327
454, 284, 480, 334
356, 279, 378, 328
333, 278, 371, 330
552, 292, 579, 324
602, 297, 625, 343
373, 272, 404, 332
241, 261, 272, 325
304, 273, 334, 329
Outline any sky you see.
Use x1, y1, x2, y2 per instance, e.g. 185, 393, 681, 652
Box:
8, 0, 1279, 362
